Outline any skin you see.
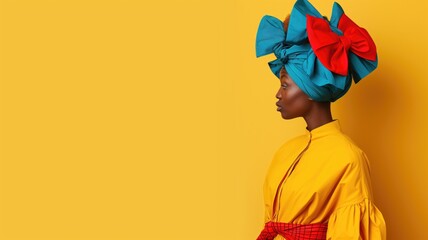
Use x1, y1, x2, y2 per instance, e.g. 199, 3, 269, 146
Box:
276, 67, 333, 131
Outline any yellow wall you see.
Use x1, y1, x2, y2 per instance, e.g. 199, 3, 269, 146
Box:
1, 0, 427, 239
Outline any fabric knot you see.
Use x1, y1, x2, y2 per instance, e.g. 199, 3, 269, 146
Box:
339, 35, 352, 51
256, 221, 328, 240
256, 222, 280, 240
273, 43, 288, 64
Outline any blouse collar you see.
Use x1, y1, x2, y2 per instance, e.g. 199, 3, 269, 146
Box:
305, 119, 342, 140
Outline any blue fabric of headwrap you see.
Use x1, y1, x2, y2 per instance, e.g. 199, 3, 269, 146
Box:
255, 0, 378, 102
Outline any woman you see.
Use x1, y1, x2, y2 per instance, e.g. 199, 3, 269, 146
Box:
255, 0, 386, 239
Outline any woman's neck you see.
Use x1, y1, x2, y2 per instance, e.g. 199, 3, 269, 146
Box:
303, 102, 333, 131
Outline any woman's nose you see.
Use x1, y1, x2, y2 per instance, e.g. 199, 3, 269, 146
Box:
276, 89, 282, 99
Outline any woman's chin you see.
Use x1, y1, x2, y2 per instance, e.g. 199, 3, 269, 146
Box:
279, 111, 288, 119
279, 111, 296, 120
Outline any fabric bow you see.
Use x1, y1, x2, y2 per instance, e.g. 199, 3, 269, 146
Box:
255, 15, 289, 78
306, 13, 377, 76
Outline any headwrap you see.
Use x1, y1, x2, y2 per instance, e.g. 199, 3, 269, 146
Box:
255, 0, 378, 102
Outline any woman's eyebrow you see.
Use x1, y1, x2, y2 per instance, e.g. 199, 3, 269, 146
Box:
280, 74, 288, 82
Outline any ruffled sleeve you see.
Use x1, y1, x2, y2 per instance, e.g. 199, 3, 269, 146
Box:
327, 198, 386, 240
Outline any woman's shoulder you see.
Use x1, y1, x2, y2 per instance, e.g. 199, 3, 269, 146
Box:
322, 130, 363, 152
324, 133, 369, 168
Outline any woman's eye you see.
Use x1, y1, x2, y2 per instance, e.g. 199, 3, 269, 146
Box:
281, 84, 288, 89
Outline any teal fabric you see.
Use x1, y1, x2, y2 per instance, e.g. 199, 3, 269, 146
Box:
255, 0, 378, 102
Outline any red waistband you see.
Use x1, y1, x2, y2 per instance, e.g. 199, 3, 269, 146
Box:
256, 221, 327, 240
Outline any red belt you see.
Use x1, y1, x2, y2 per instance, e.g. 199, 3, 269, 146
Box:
256, 221, 327, 240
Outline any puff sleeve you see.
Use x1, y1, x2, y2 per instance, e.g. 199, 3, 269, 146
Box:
327, 198, 386, 239
326, 147, 387, 239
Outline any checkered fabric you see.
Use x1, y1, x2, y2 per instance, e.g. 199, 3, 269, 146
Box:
256, 221, 327, 240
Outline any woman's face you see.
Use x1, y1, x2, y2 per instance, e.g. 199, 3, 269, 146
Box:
276, 68, 313, 119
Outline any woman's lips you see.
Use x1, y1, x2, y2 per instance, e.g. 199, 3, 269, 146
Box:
276, 102, 282, 111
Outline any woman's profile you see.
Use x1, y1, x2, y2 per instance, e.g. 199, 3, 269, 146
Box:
255, 0, 386, 239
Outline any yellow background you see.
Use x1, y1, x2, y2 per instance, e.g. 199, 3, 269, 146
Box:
1, 0, 427, 239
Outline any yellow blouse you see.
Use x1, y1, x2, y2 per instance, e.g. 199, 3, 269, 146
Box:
263, 120, 386, 239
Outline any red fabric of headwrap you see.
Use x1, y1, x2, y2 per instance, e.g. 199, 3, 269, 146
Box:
306, 14, 377, 76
